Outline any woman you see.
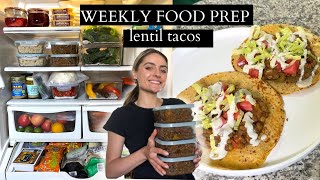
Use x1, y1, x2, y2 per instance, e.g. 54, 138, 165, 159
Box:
104, 49, 201, 179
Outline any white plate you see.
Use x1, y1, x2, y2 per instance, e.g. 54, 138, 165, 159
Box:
172, 27, 320, 176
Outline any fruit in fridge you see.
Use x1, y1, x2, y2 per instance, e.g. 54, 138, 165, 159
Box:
17, 114, 31, 127
30, 114, 45, 127
41, 119, 52, 132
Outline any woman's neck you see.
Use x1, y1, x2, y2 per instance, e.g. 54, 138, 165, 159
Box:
135, 91, 163, 108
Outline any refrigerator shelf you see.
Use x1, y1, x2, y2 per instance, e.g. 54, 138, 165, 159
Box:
7, 99, 125, 106
81, 65, 133, 71
4, 66, 80, 72
3, 27, 81, 41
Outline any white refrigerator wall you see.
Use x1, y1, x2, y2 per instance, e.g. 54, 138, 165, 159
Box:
0, 10, 16, 156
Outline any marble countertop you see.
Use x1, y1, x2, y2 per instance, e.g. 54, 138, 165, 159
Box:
178, 0, 320, 179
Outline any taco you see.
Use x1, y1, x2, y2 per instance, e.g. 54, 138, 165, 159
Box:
177, 71, 285, 169
232, 24, 320, 94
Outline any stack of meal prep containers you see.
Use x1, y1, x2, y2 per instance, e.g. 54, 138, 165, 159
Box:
153, 104, 196, 176
48, 41, 80, 99
51, 8, 74, 27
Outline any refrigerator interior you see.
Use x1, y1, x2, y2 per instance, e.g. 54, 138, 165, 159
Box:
0, 0, 173, 179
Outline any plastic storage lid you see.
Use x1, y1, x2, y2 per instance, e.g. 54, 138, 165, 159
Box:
153, 104, 194, 111
17, 54, 47, 57
159, 155, 196, 162
154, 121, 196, 128
50, 54, 78, 58
15, 40, 46, 45
50, 41, 79, 45
5, 7, 27, 13
155, 138, 196, 145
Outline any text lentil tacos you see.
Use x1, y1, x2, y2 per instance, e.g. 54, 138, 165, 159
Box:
232, 24, 320, 94
177, 71, 285, 169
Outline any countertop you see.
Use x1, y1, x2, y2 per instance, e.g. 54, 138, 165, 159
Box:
177, 0, 320, 179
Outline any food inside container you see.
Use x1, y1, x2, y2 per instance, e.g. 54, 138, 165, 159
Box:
4, 7, 27, 27
49, 54, 79, 66
15, 40, 45, 54
82, 26, 121, 43
52, 14, 74, 21
12, 148, 43, 172
154, 121, 196, 141
158, 156, 195, 176
85, 81, 122, 100
88, 111, 110, 132
51, 41, 79, 54
52, 8, 73, 15
27, 8, 49, 27
82, 46, 122, 65
155, 138, 196, 158
153, 104, 194, 123
17, 54, 47, 67
52, 20, 73, 27
51, 85, 78, 99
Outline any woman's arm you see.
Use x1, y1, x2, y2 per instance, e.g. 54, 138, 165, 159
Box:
106, 130, 170, 178
106, 131, 147, 178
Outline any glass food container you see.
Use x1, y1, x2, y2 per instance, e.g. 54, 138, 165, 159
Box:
4, 7, 27, 27
27, 8, 49, 27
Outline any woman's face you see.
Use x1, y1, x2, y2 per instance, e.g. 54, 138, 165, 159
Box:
133, 53, 168, 94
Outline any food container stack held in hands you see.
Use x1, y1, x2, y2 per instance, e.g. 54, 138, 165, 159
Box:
153, 104, 196, 176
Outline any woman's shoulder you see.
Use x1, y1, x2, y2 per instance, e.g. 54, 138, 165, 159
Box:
163, 98, 186, 105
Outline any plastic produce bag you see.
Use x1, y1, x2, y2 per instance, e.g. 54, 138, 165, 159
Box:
32, 72, 51, 99
84, 157, 105, 177
48, 72, 89, 86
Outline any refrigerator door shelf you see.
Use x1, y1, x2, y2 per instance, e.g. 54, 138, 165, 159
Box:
5, 142, 125, 180
82, 105, 118, 142
7, 106, 81, 143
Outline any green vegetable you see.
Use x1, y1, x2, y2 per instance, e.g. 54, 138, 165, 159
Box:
83, 26, 121, 43
83, 47, 120, 65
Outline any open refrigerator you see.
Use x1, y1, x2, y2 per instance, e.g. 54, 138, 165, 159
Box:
0, 0, 172, 179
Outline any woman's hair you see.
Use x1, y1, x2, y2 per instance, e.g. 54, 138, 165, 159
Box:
123, 48, 168, 106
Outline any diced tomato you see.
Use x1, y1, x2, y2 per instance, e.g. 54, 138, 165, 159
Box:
221, 83, 228, 92
237, 55, 248, 67
233, 111, 240, 120
237, 101, 253, 112
248, 68, 259, 78
283, 60, 300, 75
232, 140, 238, 148
221, 117, 227, 125
222, 111, 228, 119
275, 62, 282, 72
262, 40, 268, 49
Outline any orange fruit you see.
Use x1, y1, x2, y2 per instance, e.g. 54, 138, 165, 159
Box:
51, 122, 64, 133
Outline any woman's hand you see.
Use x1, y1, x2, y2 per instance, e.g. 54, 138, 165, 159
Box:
193, 141, 202, 168
143, 129, 169, 176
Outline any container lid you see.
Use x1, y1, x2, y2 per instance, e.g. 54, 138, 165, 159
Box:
11, 75, 25, 80
153, 104, 194, 111
50, 54, 78, 58
28, 8, 49, 14
154, 121, 196, 128
158, 155, 196, 163
15, 40, 45, 45
155, 138, 196, 145
5, 7, 27, 13
50, 41, 79, 45
17, 54, 47, 58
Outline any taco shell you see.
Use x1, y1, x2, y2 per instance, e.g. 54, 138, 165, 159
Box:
177, 71, 286, 169
232, 24, 320, 94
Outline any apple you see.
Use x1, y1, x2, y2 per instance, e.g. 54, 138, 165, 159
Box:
18, 114, 31, 127
30, 114, 45, 127
57, 119, 67, 124
41, 119, 52, 132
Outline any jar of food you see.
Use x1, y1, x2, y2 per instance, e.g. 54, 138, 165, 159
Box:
11, 75, 27, 99
26, 76, 39, 99
27, 8, 49, 27
4, 7, 27, 27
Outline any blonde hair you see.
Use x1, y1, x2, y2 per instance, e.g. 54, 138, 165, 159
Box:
124, 49, 168, 106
